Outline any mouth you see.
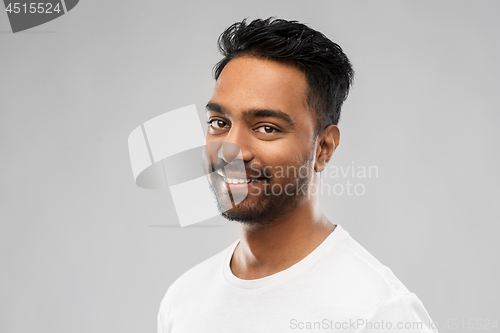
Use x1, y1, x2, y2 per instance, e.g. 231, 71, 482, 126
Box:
216, 170, 267, 187
223, 177, 260, 184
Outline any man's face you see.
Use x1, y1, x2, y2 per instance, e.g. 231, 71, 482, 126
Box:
205, 56, 318, 225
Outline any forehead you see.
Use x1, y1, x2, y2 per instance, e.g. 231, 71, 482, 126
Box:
210, 56, 310, 119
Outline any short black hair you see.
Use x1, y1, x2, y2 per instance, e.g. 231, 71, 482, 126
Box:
213, 17, 354, 134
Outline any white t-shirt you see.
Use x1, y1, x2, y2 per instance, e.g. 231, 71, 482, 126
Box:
157, 224, 438, 332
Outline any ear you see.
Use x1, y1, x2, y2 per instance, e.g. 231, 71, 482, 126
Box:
314, 125, 340, 172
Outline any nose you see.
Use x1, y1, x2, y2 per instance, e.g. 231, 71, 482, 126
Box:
218, 141, 241, 163
218, 125, 252, 163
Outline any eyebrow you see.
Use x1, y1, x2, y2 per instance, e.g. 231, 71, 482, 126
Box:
205, 102, 295, 126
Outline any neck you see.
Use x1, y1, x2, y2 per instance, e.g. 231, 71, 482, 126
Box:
231, 194, 336, 280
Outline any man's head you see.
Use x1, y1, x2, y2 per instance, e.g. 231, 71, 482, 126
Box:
213, 17, 354, 133
204, 17, 354, 226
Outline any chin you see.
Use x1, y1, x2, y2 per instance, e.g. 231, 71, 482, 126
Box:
221, 210, 270, 226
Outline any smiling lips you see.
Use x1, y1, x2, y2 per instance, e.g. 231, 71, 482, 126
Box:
216, 170, 266, 185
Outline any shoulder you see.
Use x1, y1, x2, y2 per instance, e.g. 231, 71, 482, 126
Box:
334, 225, 410, 292
314, 226, 414, 311
158, 241, 234, 312
355, 293, 438, 332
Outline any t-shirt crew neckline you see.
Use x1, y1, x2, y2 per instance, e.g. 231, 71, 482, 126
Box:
223, 224, 343, 290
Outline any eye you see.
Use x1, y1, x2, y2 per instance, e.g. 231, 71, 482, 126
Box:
208, 119, 229, 129
256, 125, 278, 134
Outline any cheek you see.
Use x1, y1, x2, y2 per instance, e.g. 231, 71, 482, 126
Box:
256, 145, 311, 177
250, 126, 315, 171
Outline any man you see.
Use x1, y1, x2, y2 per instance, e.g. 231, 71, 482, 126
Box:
158, 17, 438, 332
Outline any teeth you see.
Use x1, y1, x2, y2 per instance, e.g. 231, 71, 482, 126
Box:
223, 177, 253, 184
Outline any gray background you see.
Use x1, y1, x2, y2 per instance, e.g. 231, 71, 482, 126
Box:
1, 1, 498, 332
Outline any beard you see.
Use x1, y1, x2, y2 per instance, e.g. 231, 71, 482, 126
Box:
205, 149, 315, 227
